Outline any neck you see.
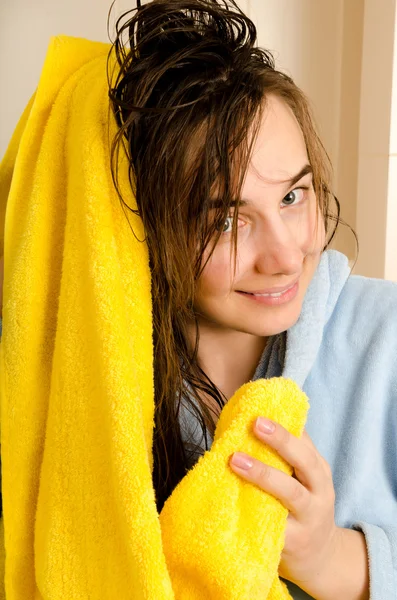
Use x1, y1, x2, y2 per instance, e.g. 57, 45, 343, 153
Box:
188, 317, 267, 402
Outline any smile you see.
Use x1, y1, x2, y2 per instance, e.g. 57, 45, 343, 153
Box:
236, 281, 299, 306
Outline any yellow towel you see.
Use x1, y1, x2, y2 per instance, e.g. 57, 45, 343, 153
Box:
0, 36, 309, 599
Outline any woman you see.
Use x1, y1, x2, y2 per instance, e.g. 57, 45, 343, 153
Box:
107, 1, 395, 599
107, 1, 397, 600
0, 0, 395, 598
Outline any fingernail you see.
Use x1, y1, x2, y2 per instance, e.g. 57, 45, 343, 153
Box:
256, 417, 276, 434
231, 452, 253, 470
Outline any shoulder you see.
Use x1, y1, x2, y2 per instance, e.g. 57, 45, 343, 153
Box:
329, 273, 397, 355
316, 273, 397, 413
338, 273, 397, 321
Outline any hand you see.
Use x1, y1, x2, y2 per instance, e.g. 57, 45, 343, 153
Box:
229, 417, 339, 587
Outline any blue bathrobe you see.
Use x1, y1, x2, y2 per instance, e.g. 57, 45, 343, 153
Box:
279, 250, 397, 599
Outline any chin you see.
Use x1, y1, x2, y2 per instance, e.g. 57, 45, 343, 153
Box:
238, 297, 304, 335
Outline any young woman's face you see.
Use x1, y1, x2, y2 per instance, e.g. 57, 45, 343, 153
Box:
194, 94, 325, 338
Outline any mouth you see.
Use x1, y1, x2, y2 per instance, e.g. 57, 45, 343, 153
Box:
236, 280, 299, 306
238, 277, 300, 296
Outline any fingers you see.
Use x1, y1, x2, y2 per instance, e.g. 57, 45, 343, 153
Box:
230, 451, 311, 515
229, 418, 334, 517
252, 418, 329, 493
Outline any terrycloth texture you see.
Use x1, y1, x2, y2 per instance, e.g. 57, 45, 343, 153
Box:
0, 36, 310, 599
161, 378, 308, 599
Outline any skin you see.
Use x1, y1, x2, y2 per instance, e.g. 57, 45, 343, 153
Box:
192, 95, 369, 599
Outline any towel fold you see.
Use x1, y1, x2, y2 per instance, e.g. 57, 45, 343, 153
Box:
0, 36, 309, 599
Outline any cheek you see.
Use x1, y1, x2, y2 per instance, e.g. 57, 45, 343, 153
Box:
297, 205, 325, 255
196, 246, 235, 298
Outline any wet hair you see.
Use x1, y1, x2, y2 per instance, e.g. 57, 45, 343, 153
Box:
107, 0, 349, 511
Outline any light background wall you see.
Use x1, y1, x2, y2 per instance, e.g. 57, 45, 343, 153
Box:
356, 0, 397, 280
0, 0, 396, 278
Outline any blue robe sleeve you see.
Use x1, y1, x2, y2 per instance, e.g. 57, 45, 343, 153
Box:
353, 522, 397, 599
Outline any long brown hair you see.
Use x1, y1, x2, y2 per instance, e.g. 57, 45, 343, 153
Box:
107, 0, 346, 511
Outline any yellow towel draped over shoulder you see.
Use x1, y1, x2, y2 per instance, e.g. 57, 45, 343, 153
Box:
0, 36, 309, 599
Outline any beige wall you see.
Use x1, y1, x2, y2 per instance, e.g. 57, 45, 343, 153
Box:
335, 0, 365, 262
355, 0, 397, 280
386, 3, 397, 281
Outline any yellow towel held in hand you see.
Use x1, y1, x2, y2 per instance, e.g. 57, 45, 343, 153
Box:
0, 36, 309, 599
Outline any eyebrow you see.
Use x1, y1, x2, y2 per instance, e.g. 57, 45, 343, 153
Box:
209, 164, 313, 208
286, 163, 313, 188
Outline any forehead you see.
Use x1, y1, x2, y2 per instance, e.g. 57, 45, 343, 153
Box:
245, 94, 309, 187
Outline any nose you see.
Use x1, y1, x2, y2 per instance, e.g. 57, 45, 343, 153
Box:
253, 216, 304, 276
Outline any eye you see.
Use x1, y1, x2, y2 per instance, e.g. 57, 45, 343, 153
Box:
219, 215, 246, 234
222, 216, 234, 234
281, 187, 306, 207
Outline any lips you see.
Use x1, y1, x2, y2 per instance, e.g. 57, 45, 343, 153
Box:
238, 277, 300, 297
243, 288, 292, 298
236, 280, 300, 306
